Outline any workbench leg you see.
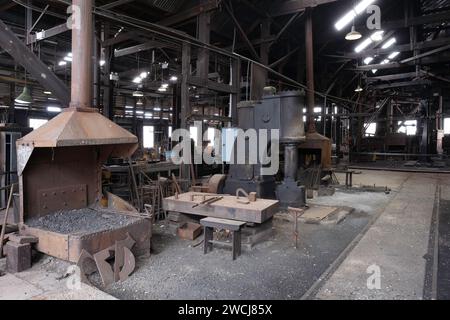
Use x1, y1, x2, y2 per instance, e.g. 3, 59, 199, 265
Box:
204, 227, 213, 254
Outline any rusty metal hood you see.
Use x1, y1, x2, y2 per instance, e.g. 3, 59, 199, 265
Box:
16, 108, 138, 176
18, 107, 138, 148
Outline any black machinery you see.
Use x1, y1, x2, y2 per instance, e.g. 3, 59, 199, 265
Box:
223, 91, 306, 207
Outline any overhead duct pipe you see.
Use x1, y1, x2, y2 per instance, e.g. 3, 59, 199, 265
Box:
70, 0, 93, 108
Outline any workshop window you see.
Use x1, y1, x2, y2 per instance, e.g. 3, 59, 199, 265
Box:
29, 118, 48, 130
365, 123, 377, 137
207, 128, 216, 147
190, 126, 199, 146
398, 120, 417, 136
444, 118, 450, 135
143, 126, 155, 149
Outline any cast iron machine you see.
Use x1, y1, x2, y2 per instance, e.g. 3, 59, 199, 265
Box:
223, 91, 306, 207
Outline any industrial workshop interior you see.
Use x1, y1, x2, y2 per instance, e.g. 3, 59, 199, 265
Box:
0, 0, 450, 306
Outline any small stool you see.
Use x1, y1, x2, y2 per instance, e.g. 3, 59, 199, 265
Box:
200, 217, 246, 260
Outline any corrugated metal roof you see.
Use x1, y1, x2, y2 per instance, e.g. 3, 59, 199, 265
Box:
421, 0, 450, 12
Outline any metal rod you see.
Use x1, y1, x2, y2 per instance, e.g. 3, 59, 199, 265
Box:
305, 8, 315, 133
0, 184, 15, 258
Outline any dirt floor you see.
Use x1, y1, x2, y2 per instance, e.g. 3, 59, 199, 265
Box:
93, 189, 393, 300
4, 170, 440, 300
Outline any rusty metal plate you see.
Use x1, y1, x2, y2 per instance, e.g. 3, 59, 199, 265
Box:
37, 184, 87, 216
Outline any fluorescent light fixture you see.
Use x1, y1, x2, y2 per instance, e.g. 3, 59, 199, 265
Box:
99, 59, 106, 67
158, 87, 167, 92
355, 38, 373, 53
388, 51, 400, 59
372, 69, 378, 74
140, 72, 148, 79
63, 56, 72, 62
15, 106, 29, 110
170, 76, 178, 82
382, 37, 396, 49
314, 107, 322, 113
133, 76, 142, 84
335, 10, 357, 31
354, 85, 363, 92
136, 110, 144, 115
354, 0, 376, 14
58, 61, 67, 66
145, 112, 153, 117
154, 107, 161, 111
125, 106, 134, 109
43, 91, 52, 95
381, 59, 390, 64
370, 30, 384, 41
364, 57, 374, 65
67, 52, 72, 57
161, 83, 169, 88
47, 106, 61, 113
335, 0, 377, 31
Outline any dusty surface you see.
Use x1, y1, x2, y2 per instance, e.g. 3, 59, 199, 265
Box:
94, 188, 393, 300
0, 255, 116, 300
26, 209, 141, 235
315, 173, 446, 300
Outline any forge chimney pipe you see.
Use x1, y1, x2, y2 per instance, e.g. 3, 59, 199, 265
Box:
70, 0, 93, 109
305, 8, 316, 133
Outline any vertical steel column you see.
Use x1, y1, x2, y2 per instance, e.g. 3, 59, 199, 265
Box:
305, 8, 316, 133
70, 0, 93, 108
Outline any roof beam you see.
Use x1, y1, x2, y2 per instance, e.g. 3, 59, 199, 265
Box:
223, 0, 260, 62
371, 80, 432, 90
158, 0, 220, 27
99, 0, 136, 10
27, 23, 69, 44
114, 40, 177, 58
270, 0, 337, 17
0, 19, 70, 105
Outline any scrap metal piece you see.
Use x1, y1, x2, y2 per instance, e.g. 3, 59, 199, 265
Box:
93, 246, 115, 287
288, 207, 305, 249
236, 188, 250, 205
114, 234, 136, 282
76, 249, 95, 284
119, 247, 136, 282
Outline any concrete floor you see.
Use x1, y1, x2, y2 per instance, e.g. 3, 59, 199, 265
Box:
314, 172, 447, 300
0, 255, 115, 300
0, 170, 444, 300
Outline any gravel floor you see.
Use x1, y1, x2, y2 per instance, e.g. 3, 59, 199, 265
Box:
93, 190, 393, 300
26, 208, 141, 235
